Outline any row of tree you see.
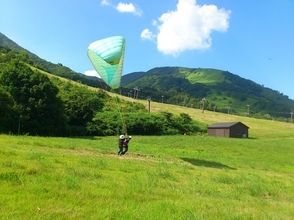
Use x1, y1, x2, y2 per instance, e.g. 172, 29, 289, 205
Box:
0, 59, 206, 136
88, 111, 206, 136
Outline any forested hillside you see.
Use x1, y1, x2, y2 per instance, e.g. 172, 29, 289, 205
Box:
1, 31, 293, 137
0, 32, 107, 89
3, 32, 293, 121
122, 67, 294, 120
0, 32, 205, 136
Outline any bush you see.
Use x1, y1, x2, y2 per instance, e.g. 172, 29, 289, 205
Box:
126, 112, 165, 135
87, 111, 122, 136
88, 110, 205, 136
160, 112, 206, 135
58, 82, 105, 135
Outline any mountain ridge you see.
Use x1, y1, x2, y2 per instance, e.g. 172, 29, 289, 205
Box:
121, 67, 294, 119
1, 32, 293, 120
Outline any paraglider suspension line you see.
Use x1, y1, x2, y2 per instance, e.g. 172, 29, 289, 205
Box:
115, 95, 128, 136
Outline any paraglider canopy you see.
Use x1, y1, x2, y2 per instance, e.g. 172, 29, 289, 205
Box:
87, 36, 125, 89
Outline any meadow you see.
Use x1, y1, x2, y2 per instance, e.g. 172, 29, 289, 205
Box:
1, 101, 294, 219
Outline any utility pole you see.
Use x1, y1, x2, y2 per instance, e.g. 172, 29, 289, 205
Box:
291, 111, 294, 123
227, 106, 231, 114
133, 87, 137, 99
161, 95, 164, 103
147, 96, 151, 113
133, 87, 139, 99
246, 104, 250, 116
201, 98, 206, 113
136, 88, 140, 99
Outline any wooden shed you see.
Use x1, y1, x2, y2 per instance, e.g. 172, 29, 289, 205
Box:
208, 122, 249, 138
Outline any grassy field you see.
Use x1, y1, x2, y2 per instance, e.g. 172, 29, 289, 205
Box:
1, 110, 294, 219
1, 73, 294, 218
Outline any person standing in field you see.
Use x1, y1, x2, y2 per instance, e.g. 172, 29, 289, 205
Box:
118, 134, 125, 155
121, 135, 132, 155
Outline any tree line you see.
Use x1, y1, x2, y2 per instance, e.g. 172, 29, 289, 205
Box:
0, 59, 206, 136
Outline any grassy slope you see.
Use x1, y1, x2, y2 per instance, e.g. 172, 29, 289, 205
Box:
0, 134, 293, 219
181, 68, 225, 85
1, 69, 294, 219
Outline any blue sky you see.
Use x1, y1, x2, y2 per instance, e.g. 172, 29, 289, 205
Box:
1, 0, 294, 99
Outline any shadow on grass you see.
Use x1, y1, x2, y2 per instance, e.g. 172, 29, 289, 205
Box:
70, 136, 102, 140
181, 158, 236, 170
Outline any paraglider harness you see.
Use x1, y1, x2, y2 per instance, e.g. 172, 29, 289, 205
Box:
118, 134, 132, 155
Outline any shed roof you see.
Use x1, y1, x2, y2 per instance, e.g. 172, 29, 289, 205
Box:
208, 122, 249, 129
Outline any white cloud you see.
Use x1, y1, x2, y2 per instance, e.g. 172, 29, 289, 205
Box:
140, 28, 156, 41
101, 1, 142, 16
152, 19, 158, 26
142, 0, 230, 55
116, 2, 142, 16
84, 70, 101, 78
101, 0, 110, 6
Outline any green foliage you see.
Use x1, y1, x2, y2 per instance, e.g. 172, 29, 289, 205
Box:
87, 111, 122, 136
0, 33, 106, 89
0, 60, 65, 135
126, 112, 165, 135
0, 34, 124, 136
160, 112, 207, 134
173, 113, 202, 134
1, 57, 208, 137
0, 86, 16, 132
122, 67, 294, 119
57, 82, 105, 135
103, 96, 146, 113
181, 68, 225, 85
89, 110, 205, 136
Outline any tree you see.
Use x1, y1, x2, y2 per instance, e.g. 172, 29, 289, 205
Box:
0, 86, 16, 132
59, 82, 105, 135
0, 61, 65, 135
173, 113, 203, 134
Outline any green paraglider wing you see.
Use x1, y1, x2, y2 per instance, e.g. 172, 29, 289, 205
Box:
87, 36, 125, 89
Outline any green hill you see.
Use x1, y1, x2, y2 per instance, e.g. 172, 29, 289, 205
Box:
1, 31, 294, 136
0, 32, 107, 89
2, 31, 293, 120
122, 67, 294, 120
0, 34, 204, 136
